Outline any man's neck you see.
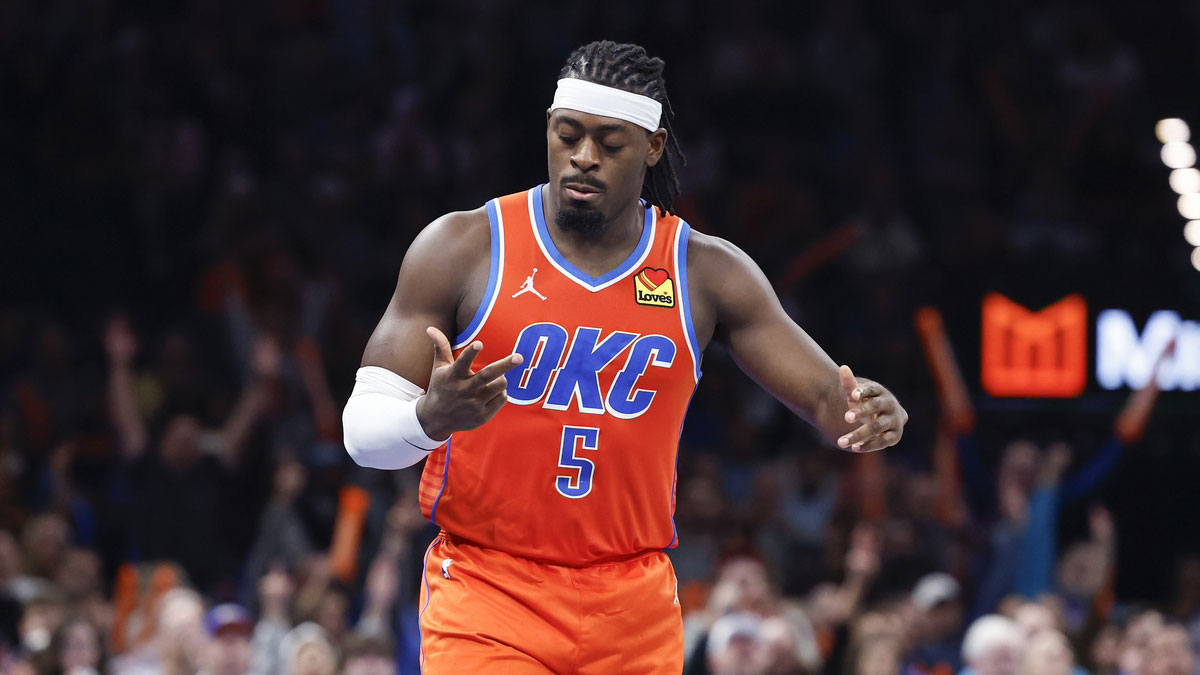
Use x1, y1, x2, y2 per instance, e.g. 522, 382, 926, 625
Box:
542, 184, 645, 272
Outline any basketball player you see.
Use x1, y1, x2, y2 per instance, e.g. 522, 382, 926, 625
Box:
342, 41, 908, 673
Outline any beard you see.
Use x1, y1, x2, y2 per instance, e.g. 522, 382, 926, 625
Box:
555, 203, 605, 237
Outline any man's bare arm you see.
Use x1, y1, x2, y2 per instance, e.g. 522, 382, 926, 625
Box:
352, 208, 522, 451
691, 232, 907, 451
359, 211, 486, 385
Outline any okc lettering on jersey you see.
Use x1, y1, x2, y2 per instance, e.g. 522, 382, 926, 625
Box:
504, 322, 677, 418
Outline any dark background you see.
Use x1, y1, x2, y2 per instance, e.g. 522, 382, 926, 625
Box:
2, 0, 1199, 641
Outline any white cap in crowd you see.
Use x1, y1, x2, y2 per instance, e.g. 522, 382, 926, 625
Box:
912, 572, 961, 610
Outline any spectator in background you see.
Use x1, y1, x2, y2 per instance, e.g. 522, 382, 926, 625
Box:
845, 632, 904, 675
1142, 625, 1195, 675
43, 614, 105, 675
243, 456, 314, 601
201, 603, 254, 675
106, 317, 278, 593
707, 612, 770, 675
110, 587, 207, 675
1166, 556, 1200, 660
14, 515, 69, 603
961, 614, 1023, 675
16, 591, 65, 663
685, 555, 776, 662
1020, 630, 1075, 675
908, 572, 966, 674
249, 566, 293, 675
278, 622, 336, 675
1117, 609, 1164, 675
1088, 622, 1122, 675
1012, 602, 1058, 643
340, 635, 396, 675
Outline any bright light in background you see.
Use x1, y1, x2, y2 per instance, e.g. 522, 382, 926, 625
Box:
1161, 142, 1196, 169
1178, 194, 1200, 219
1170, 168, 1200, 194
1156, 119, 1199, 272
1156, 118, 1191, 144
1186, 221, 1200, 246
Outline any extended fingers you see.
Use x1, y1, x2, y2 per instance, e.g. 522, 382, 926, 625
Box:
844, 396, 883, 423
451, 341, 483, 376
473, 353, 525, 383
838, 414, 901, 451
427, 327, 456, 366
851, 429, 901, 453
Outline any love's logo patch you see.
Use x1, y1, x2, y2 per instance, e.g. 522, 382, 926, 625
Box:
634, 267, 675, 308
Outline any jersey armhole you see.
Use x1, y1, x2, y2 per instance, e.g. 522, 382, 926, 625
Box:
453, 199, 505, 348
674, 220, 702, 382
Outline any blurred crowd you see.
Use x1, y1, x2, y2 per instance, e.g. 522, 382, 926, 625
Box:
2, 0, 1200, 673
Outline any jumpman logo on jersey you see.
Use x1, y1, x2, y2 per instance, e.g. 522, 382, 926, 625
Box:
512, 268, 547, 300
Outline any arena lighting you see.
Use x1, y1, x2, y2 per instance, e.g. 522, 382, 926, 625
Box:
1170, 168, 1200, 195
1156, 118, 1190, 144
1178, 193, 1200, 219
1193, 247, 1200, 272
1161, 141, 1197, 169
1186, 221, 1200, 247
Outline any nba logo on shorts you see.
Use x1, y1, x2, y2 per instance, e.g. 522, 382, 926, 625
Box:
634, 267, 675, 308
981, 293, 1088, 397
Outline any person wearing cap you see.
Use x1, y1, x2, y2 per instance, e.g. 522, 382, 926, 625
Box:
341, 38, 908, 673
960, 614, 1023, 675
907, 572, 967, 675
201, 603, 254, 675
706, 612, 771, 675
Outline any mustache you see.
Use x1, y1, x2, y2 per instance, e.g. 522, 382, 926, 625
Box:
560, 175, 606, 191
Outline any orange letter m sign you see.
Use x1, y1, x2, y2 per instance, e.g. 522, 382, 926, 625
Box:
981, 293, 1088, 397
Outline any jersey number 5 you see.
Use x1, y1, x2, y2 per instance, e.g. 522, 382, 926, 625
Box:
557, 426, 599, 498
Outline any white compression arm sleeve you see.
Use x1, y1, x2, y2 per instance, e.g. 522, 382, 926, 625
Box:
342, 366, 445, 470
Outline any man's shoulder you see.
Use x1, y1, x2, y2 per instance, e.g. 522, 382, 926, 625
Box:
429, 204, 490, 234
684, 228, 752, 274
410, 206, 491, 261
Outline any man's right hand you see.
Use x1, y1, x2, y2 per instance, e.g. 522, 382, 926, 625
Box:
415, 326, 524, 441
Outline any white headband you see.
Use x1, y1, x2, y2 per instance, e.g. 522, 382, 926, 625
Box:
550, 78, 663, 132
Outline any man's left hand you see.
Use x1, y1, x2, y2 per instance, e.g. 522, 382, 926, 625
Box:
836, 364, 907, 453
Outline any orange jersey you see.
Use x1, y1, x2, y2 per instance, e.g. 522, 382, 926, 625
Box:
418, 185, 702, 566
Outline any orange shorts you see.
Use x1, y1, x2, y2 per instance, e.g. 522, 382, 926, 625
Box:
418, 533, 684, 674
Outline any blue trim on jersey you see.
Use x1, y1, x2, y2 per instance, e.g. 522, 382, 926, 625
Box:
532, 184, 653, 288
430, 439, 451, 527
677, 221, 703, 380
453, 200, 502, 345
666, 386, 700, 550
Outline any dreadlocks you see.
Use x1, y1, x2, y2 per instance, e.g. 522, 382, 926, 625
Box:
558, 41, 686, 215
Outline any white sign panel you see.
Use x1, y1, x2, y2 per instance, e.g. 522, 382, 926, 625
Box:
1096, 309, 1200, 390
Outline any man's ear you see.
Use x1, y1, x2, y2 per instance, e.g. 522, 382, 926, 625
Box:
646, 128, 668, 167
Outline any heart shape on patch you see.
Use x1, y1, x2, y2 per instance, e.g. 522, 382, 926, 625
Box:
638, 267, 670, 290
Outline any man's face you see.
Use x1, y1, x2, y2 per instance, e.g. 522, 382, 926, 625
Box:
972, 645, 1020, 675
1022, 631, 1073, 675
1144, 627, 1196, 675
545, 109, 663, 235
206, 632, 252, 675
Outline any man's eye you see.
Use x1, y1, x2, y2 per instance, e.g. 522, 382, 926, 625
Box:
602, 144, 624, 153
559, 135, 579, 145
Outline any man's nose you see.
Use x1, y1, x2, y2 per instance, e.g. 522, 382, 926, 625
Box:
570, 138, 600, 172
